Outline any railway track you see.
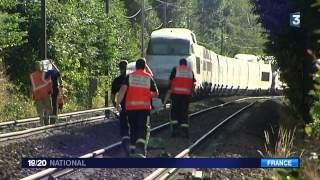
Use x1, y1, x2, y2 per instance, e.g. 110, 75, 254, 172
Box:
0, 107, 112, 131
0, 107, 117, 142
144, 102, 255, 180
0, 96, 252, 142
20, 96, 281, 180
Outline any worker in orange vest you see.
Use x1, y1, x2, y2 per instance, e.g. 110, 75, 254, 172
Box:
57, 85, 65, 113
30, 61, 53, 125
116, 58, 159, 158
164, 58, 196, 138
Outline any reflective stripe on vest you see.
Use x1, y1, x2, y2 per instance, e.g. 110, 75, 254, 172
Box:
171, 65, 193, 95
126, 70, 152, 110
136, 138, 146, 145
180, 123, 189, 128
126, 101, 150, 106
30, 71, 52, 100
170, 120, 178, 124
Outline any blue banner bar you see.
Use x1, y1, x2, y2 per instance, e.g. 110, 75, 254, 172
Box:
21, 158, 299, 168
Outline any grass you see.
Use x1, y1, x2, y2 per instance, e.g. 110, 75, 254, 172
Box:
263, 126, 296, 158
261, 124, 320, 180
0, 67, 37, 122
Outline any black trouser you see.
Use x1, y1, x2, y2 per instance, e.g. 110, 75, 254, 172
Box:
171, 94, 190, 132
51, 91, 58, 124
119, 109, 130, 156
127, 110, 150, 156
120, 110, 130, 137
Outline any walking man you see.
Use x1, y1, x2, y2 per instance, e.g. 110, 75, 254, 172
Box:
45, 60, 63, 124
163, 58, 196, 138
30, 61, 53, 125
111, 60, 130, 157
116, 58, 159, 157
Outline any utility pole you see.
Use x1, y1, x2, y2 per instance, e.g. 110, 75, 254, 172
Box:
105, 0, 110, 14
220, 25, 224, 55
141, 0, 145, 57
104, 0, 110, 110
164, 0, 167, 28
41, 0, 47, 60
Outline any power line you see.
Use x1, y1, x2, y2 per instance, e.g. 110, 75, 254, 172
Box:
121, 9, 141, 19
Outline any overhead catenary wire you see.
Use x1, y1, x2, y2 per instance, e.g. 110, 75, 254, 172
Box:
120, 3, 164, 19
121, 9, 141, 19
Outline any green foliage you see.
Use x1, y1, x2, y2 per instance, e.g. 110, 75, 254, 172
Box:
310, 85, 320, 137
123, 0, 161, 55
1, 0, 141, 113
251, 0, 320, 123
309, 0, 320, 138
0, 77, 36, 122
0, 0, 27, 51
150, 0, 267, 56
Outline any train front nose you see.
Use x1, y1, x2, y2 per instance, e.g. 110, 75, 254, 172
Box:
154, 79, 170, 99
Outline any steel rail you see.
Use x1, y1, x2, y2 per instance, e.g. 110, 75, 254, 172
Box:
0, 116, 106, 142
144, 102, 256, 180
21, 96, 278, 180
0, 107, 114, 128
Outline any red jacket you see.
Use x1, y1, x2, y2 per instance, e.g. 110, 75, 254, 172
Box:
171, 65, 193, 95
125, 70, 152, 110
30, 71, 52, 100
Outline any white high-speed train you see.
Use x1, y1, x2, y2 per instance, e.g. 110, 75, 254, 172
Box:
137, 28, 281, 96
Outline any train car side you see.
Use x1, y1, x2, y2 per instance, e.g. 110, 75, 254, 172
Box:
145, 28, 277, 97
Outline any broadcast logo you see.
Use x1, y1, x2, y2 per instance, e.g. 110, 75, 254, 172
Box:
290, 12, 300, 28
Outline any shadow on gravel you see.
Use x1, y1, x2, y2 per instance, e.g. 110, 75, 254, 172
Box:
189, 99, 289, 179
43, 120, 121, 156
193, 99, 286, 157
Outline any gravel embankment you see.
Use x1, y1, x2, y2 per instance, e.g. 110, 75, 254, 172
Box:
0, 96, 243, 179
63, 100, 252, 179
187, 99, 285, 180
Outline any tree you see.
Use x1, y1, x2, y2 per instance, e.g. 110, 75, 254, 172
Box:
251, 0, 320, 122
2, 0, 140, 109
0, 0, 27, 55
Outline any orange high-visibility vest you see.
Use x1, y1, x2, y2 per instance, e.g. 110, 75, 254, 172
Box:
171, 65, 193, 95
30, 71, 52, 100
58, 94, 64, 104
58, 88, 64, 104
125, 70, 152, 110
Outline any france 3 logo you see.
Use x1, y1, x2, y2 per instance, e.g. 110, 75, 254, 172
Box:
290, 12, 300, 28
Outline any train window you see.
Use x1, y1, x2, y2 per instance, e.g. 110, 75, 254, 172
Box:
147, 38, 191, 55
191, 33, 196, 43
203, 60, 206, 71
207, 62, 212, 72
261, 72, 270, 81
196, 57, 201, 74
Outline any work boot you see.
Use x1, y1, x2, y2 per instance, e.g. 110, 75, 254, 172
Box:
170, 123, 179, 137
171, 129, 179, 137
135, 143, 146, 158
43, 117, 49, 126
121, 138, 130, 157
129, 145, 136, 156
181, 128, 189, 138
50, 115, 57, 124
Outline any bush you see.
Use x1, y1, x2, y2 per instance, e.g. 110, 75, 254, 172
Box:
0, 81, 36, 122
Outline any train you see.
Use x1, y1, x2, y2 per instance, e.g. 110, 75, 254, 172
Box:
128, 28, 282, 97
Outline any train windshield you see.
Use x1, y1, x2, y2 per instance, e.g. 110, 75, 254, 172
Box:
147, 38, 191, 55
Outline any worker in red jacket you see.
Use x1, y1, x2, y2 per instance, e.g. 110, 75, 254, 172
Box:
116, 58, 159, 158
30, 61, 53, 125
164, 58, 196, 138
